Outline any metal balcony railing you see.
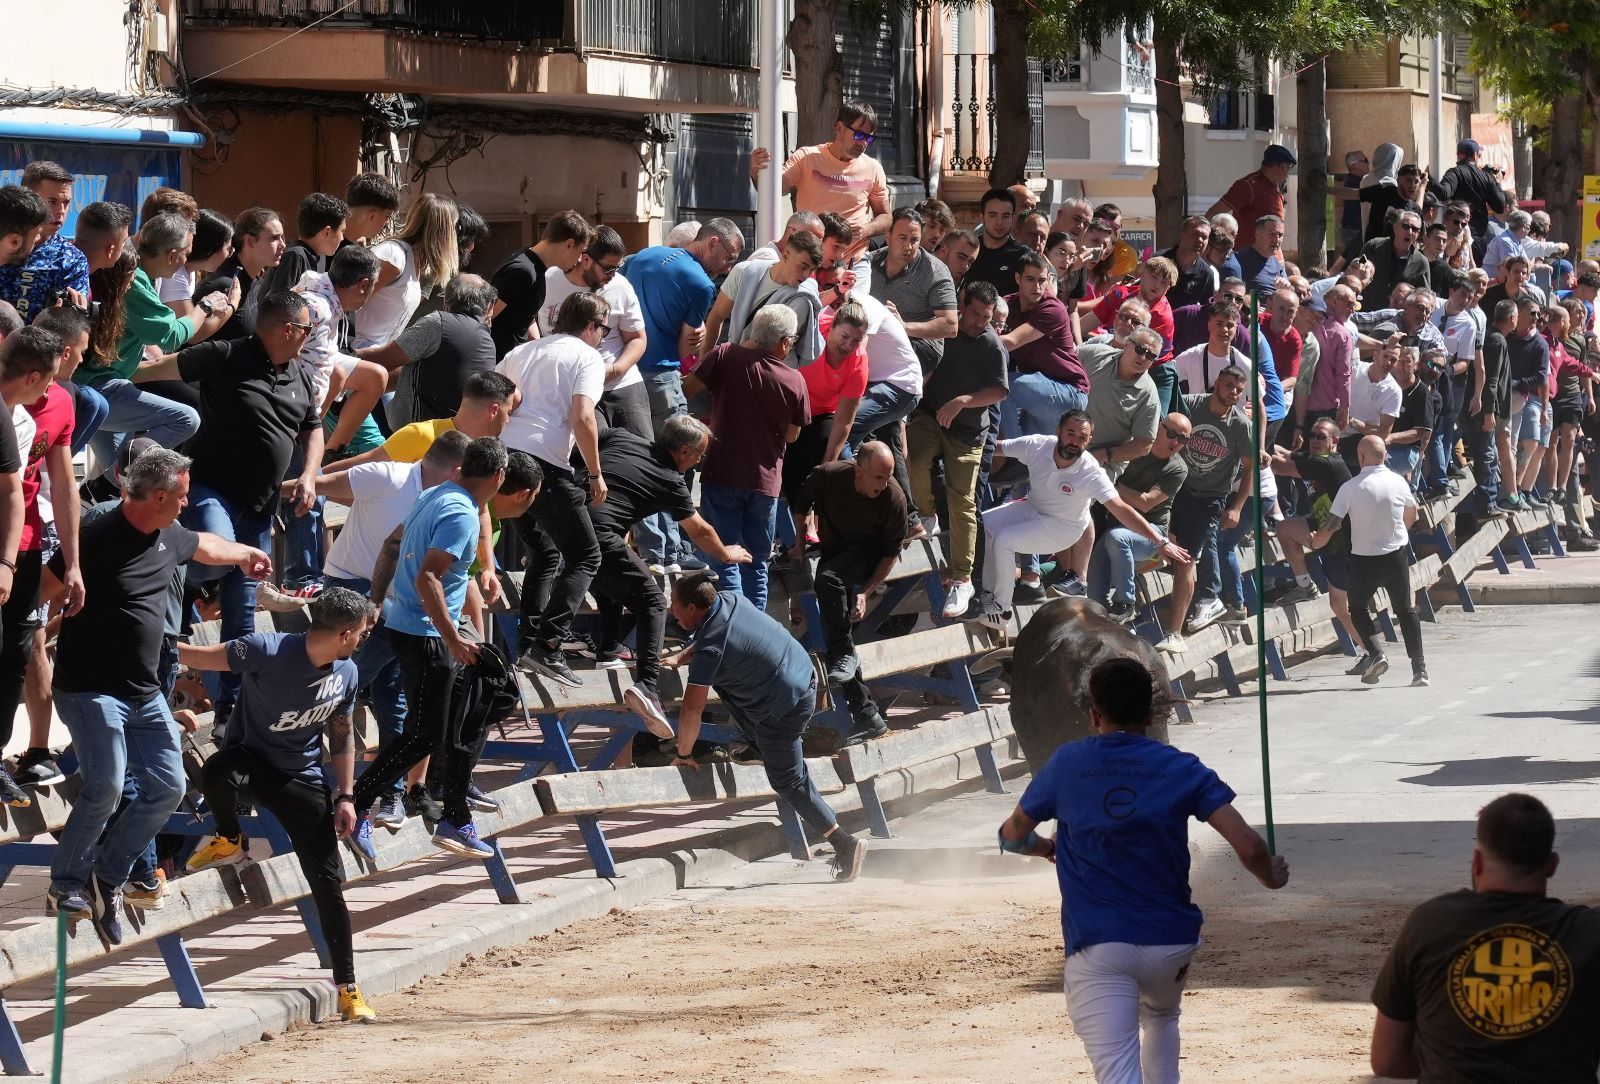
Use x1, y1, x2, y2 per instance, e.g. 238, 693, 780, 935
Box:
949, 53, 1045, 177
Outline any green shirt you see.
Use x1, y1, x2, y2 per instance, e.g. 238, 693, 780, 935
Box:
81, 268, 196, 386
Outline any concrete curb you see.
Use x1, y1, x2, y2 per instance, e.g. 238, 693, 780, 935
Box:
46, 740, 1023, 1084
1465, 582, 1600, 605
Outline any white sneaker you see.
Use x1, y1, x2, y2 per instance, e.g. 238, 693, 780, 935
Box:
970, 592, 1011, 632
1155, 632, 1187, 654
1184, 598, 1225, 634
918, 515, 939, 539
622, 685, 674, 739
941, 579, 975, 619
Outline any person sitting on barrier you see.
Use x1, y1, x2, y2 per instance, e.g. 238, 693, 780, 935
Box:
789, 441, 906, 747
40, 447, 272, 943
351, 437, 508, 862
1085, 413, 1191, 625
180, 587, 379, 1023
999, 656, 1288, 1084
589, 415, 750, 739
973, 410, 1190, 632
663, 572, 868, 882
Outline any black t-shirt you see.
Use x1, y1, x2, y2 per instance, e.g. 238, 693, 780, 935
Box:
261, 240, 323, 298
178, 336, 320, 516
589, 428, 696, 536
489, 248, 548, 358
791, 459, 908, 559
1159, 247, 1215, 310
1396, 380, 1437, 438
1373, 889, 1600, 1084
1292, 450, 1353, 552
397, 310, 497, 419
1361, 187, 1423, 242
51, 508, 199, 700
918, 327, 1009, 444
966, 236, 1032, 297
0, 405, 18, 475
196, 258, 255, 340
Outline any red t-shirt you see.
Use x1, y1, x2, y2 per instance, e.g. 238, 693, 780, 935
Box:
1261, 313, 1303, 382
803, 312, 869, 416
22, 382, 74, 552
1091, 284, 1177, 364
1219, 170, 1286, 248
1003, 293, 1087, 389
696, 342, 811, 498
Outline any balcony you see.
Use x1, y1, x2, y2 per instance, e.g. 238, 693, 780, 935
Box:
946, 54, 1045, 180
1040, 41, 1158, 180
179, 0, 763, 114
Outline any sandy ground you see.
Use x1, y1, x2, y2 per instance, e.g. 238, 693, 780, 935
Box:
156, 789, 1400, 1084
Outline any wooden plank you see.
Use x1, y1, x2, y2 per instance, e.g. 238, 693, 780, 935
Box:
0, 778, 81, 845
858, 621, 999, 680
1441, 519, 1509, 586
1163, 622, 1244, 678
535, 758, 846, 816
835, 706, 1012, 785
1417, 476, 1473, 530
189, 609, 279, 647
1506, 506, 1554, 537
322, 500, 350, 532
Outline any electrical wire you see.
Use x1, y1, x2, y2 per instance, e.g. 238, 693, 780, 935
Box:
184, 0, 364, 84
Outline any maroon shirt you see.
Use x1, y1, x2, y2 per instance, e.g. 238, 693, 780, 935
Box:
1003, 293, 1087, 390
695, 342, 811, 497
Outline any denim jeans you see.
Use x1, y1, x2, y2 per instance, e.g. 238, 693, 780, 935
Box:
50, 689, 185, 892
634, 369, 688, 563
1471, 420, 1500, 512
847, 381, 920, 522
69, 381, 109, 456
998, 373, 1088, 442
728, 680, 837, 836
1214, 496, 1277, 607
1385, 445, 1420, 481
1088, 526, 1164, 607
86, 377, 199, 479
328, 575, 407, 799
181, 483, 273, 711
282, 441, 325, 588
698, 484, 778, 609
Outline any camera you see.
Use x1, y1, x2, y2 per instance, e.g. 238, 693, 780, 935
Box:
44, 287, 98, 322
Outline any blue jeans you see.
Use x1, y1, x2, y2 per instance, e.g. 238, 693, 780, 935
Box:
329, 575, 407, 798
182, 483, 273, 711
1472, 420, 1501, 511
1385, 445, 1420, 481
50, 690, 185, 892
86, 377, 199, 479
282, 441, 324, 588
1210, 496, 1277, 607
69, 381, 109, 455
1088, 526, 1163, 607
998, 373, 1088, 442
635, 369, 688, 563
698, 484, 777, 609
729, 681, 837, 836
848, 381, 920, 521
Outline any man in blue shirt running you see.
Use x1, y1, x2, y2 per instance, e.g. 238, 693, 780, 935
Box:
999, 656, 1288, 1081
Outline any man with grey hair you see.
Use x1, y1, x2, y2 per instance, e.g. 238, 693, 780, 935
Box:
361, 273, 498, 424
682, 303, 810, 609
38, 446, 273, 941
591, 413, 752, 738
1358, 209, 1430, 310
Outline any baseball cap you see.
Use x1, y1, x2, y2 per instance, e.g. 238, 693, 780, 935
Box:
1457, 138, 1482, 157
117, 436, 162, 480
1555, 258, 1574, 279
1263, 144, 1297, 167
1371, 321, 1401, 339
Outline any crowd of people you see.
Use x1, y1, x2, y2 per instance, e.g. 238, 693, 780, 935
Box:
0, 97, 1591, 1032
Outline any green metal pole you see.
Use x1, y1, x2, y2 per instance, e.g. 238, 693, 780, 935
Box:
51, 911, 65, 1084
1250, 290, 1276, 854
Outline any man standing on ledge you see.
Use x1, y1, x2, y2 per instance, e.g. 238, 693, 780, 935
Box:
749, 101, 890, 267
664, 572, 868, 882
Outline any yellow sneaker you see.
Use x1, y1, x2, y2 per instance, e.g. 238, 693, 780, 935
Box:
338, 984, 376, 1023
185, 835, 246, 872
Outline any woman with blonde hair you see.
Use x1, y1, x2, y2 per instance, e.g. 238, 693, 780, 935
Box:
354, 191, 460, 348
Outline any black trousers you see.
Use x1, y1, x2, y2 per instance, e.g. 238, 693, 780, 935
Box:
1348, 547, 1424, 665
782, 414, 835, 508
352, 630, 475, 825
514, 461, 600, 647
203, 745, 355, 985
600, 382, 653, 441
814, 543, 882, 717
0, 549, 43, 747
591, 527, 665, 693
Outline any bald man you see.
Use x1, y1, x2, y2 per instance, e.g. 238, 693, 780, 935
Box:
788, 442, 906, 746
1311, 434, 1425, 686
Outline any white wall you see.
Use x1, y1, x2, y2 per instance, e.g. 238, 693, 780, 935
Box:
4, 0, 179, 132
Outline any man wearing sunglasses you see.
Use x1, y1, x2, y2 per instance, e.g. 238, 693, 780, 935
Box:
1357, 210, 1431, 311
749, 100, 890, 266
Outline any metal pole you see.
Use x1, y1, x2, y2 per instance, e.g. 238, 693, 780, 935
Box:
756, 0, 785, 244
1251, 290, 1276, 854
1429, 33, 1443, 177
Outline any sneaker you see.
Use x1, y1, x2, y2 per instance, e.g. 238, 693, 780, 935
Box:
1411, 666, 1430, 688
941, 579, 975, 620
185, 834, 247, 872
255, 581, 323, 614
561, 632, 599, 656
1345, 654, 1373, 676
1057, 573, 1088, 598
350, 815, 377, 861
338, 983, 376, 1023
13, 749, 64, 788
92, 878, 125, 946
730, 742, 763, 765
1012, 581, 1047, 605
917, 515, 939, 539
1184, 598, 1226, 634
622, 684, 675, 740
595, 641, 635, 669
432, 819, 494, 860
830, 831, 868, 882
521, 642, 583, 689
824, 649, 860, 686
465, 782, 500, 814
1155, 633, 1186, 654
373, 792, 408, 831
970, 594, 1011, 633
1106, 600, 1137, 625
1219, 604, 1250, 625
837, 710, 889, 749
1280, 582, 1322, 605
1567, 536, 1600, 552
674, 555, 708, 573
647, 561, 676, 576
1482, 502, 1508, 518
124, 870, 168, 911
46, 884, 92, 923
1497, 494, 1527, 512
0, 767, 30, 809
406, 783, 443, 824
1362, 655, 1390, 685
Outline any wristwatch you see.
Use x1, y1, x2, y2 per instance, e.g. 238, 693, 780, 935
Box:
334, 793, 356, 806
198, 297, 216, 317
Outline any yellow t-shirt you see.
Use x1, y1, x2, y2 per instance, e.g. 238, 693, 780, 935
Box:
382, 417, 457, 464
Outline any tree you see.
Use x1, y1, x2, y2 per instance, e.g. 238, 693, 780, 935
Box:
1297, 57, 1330, 265
989, 0, 1035, 186
787, 0, 845, 148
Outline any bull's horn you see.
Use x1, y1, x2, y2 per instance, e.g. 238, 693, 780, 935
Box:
970, 647, 1013, 674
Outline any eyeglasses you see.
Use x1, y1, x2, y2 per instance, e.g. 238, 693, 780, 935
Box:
591, 320, 612, 335
597, 262, 622, 277
287, 321, 312, 332
1131, 344, 1159, 361
849, 127, 876, 145
1309, 431, 1333, 442
1163, 428, 1190, 443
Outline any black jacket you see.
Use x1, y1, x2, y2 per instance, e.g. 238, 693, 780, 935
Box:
1431, 163, 1509, 240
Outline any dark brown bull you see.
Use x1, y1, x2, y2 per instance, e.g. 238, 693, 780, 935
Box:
989, 597, 1173, 771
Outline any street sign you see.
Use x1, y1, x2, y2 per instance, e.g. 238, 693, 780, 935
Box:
1585, 176, 1600, 260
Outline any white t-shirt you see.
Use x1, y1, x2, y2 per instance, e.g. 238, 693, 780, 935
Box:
1001, 435, 1117, 526
11, 407, 35, 476
1171, 342, 1253, 396
1329, 463, 1417, 555
497, 333, 606, 467
294, 270, 361, 405
1345, 361, 1403, 435
353, 239, 421, 349
157, 267, 195, 304
850, 291, 922, 396
324, 460, 424, 582
537, 271, 646, 392
1433, 307, 1477, 364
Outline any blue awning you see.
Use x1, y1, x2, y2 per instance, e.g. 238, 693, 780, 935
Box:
0, 120, 205, 148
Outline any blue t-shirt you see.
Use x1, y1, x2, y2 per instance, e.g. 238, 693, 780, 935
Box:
1249, 327, 1287, 423
385, 480, 479, 637
0, 234, 91, 322
1019, 731, 1236, 955
622, 245, 718, 374
686, 591, 814, 722
222, 632, 358, 785
1235, 247, 1286, 295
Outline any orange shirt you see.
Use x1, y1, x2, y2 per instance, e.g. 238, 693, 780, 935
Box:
782, 144, 889, 236
1218, 170, 1285, 248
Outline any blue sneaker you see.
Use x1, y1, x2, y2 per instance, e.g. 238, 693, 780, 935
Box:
432, 819, 493, 860
350, 815, 377, 862
46, 884, 91, 922
92, 879, 125, 946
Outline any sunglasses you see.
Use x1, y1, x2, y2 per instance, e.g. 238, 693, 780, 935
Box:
1397, 223, 1421, 232
597, 262, 622, 277
1131, 344, 1159, 361
1163, 428, 1190, 443
849, 127, 876, 145
287, 320, 312, 332
591, 320, 612, 335
1309, 432, 1333, 442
